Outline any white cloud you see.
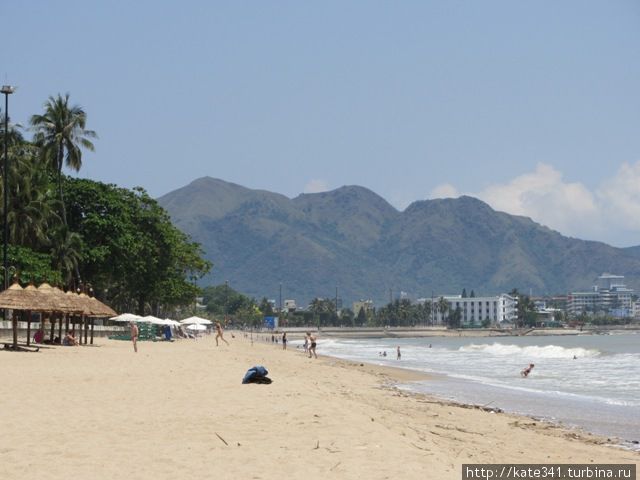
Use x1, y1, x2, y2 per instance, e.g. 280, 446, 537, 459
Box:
430, 183, 460, 199
303, 179, 329, 194
478, 163, 600, 237
429, 161, 640, 246
597, 162, 640, 231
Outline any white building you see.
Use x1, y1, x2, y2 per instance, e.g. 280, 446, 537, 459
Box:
352, 300, 374, 316
432, 294, 518, 325
283, 299, 297, 312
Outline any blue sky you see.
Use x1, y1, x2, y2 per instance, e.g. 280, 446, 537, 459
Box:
3, 1, 640, 246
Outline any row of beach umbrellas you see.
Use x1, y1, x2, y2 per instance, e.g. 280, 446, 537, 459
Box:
110, 314, 212, 331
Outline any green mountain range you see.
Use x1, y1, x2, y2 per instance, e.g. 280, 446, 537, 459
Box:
158, 177, 640, 306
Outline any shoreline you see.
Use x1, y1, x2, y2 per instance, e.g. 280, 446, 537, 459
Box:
1, 333, 637, 479
253, 326, 640, 340
306, 342, 640, 452
249, 332, 640, 451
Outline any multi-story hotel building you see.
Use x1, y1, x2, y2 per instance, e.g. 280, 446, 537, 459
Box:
422, 294, 518, 325
567, 273, 634, 316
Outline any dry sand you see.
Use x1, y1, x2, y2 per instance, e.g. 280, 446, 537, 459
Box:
0, 333, 637, 480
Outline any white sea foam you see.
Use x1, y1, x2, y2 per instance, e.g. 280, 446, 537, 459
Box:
458, 343, 600, 359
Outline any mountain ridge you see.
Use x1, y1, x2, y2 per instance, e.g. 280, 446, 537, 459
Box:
158, 177, 640, 305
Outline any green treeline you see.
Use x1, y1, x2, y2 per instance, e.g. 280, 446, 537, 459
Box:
1, 93, 210, 314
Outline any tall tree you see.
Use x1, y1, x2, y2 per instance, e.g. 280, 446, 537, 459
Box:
30, 93, 97, 225
0, 142, 59, 249
64, 178, 210, 314
437, 297, 449, 325
50, 227, 83, 286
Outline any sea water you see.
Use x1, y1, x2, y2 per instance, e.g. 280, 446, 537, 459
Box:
313, 332, 640, 447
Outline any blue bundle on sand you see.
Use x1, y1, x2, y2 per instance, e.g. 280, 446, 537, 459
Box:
242, 365, 272, 384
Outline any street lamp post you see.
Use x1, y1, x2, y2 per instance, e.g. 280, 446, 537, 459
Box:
2, 86, 15, 339
224, 280, 229, 323
2, 85, 15, 294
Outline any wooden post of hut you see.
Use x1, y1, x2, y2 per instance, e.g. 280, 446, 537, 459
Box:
65, 315, 69, 333
58, 314, 63, 343
49, 314, 55, 343
12, 310, 18, 349
83, 315, 88, 344
90, 318, 95, 345
26, 310, 31, 346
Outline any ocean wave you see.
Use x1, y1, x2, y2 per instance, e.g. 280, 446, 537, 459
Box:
458, 343, 601, 359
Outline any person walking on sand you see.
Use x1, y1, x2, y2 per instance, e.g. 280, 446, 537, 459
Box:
396, 345, 401, 360
130, 321, 139, 353
215, 322, 229, 346
308, 333, 317, 359
282, 332, 287, 350
304, 332, 310, 354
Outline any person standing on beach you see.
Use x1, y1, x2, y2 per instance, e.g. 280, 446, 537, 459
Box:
304, 332, 310, 354
396, 346, 401, 360
282, 332, 287, 350
130, 322, 139, 353
215, 322, 229, 346
308, 333, 317, 359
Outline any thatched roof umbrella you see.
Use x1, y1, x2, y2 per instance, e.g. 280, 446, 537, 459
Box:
36, 283, 79, 314
0, 283, 39, 310
0, 283, 32, 350
76, 292, 117, 345
64, 290, 90, 315
86, 296, 117, 318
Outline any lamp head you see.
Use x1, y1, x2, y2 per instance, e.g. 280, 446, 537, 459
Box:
0, 86, 15, 95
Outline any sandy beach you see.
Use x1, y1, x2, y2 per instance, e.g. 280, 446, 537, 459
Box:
1, 333, 637, 480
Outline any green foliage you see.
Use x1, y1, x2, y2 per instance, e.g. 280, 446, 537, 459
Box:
65, 178, 211, 314
340, 307, 355, 326
9, 245, 62, 285
202, 284, 254, 316
31, 93, 97, 226
259, 297, 274, 316
0, 93, 210, 318
447, 306, 462, 329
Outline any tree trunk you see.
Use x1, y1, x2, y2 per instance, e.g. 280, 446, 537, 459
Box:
57, 153, 67, 226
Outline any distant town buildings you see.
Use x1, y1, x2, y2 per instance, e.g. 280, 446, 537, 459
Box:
283, 299, 297, 312
567, 273, 634, 317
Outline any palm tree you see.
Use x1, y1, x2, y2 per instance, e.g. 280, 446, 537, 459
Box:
50, 227, 83, 286
30, 94, 97, 225
437, 297, 449, 325
3, 144, 60, 248
0, 108, 24, 148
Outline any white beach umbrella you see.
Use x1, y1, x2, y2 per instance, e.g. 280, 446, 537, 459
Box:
164, 319, 182, 326
186, 323, 207, 331
143, 315, 166, 325
180, 316, 212, 325
110, 313, 144, 322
